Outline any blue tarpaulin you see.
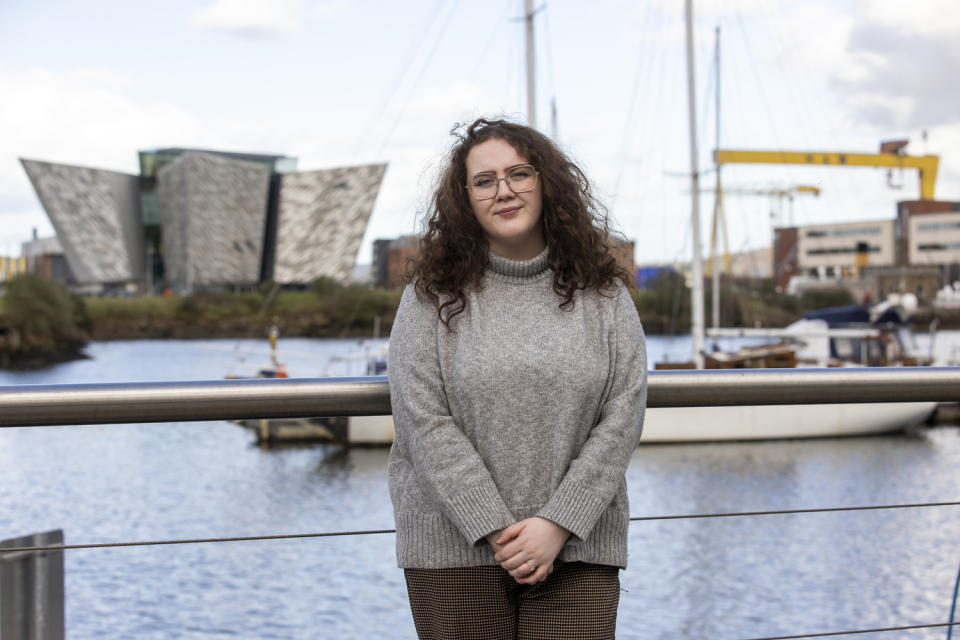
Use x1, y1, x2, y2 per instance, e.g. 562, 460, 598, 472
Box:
636, 266, 674, 289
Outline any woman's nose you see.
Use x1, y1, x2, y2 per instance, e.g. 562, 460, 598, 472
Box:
495, 177, 515, 199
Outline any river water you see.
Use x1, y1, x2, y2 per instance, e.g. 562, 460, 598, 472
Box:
1, 337, 959, 639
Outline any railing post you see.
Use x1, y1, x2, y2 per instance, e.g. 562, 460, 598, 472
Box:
0, 530, 65, 640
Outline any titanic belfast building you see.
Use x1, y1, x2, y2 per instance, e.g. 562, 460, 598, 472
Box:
20, 149, 386, 293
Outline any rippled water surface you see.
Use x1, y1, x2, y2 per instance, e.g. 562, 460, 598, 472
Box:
1, 337, 959, 639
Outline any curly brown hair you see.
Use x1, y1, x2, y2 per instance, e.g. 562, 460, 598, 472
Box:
412, 117, 632, 325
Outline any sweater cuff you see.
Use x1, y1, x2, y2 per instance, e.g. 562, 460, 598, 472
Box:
536, 478, 610, 541
446, 482, 516, 545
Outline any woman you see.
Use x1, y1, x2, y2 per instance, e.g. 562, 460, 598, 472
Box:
388, 117, 646, 639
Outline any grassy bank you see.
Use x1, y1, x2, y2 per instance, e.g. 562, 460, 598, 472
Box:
83, 280, 403, 341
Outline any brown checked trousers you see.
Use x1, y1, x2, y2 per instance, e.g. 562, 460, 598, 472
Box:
404, 561, 620, 640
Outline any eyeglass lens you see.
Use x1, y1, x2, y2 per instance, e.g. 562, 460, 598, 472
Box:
470, 166, 536, 199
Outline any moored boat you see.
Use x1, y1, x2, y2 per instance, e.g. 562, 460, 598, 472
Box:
643, 299, 937, 442
226, 335, 395, 446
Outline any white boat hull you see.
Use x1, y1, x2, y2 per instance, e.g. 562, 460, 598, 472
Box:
640, 402, 936, 442
341, 402, 935, 445
348, 415, 395, 445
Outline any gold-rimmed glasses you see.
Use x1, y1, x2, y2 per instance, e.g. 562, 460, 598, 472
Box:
466, 164, 539, 200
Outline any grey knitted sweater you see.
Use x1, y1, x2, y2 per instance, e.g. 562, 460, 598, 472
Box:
387, 248, 646, 569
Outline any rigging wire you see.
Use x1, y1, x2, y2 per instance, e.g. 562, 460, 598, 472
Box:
375, 0, 461, 159
662, 216, 694, 340
733, 8, 783, 152
754, 7, 817, 150
467, 0, 514, 85
725, 15, 752, 169
4, 500, 956, 554
654, 11, 685, 176
515, 0, 525, 116
722, 10, 820, 239
633, 4, 668, 186
611, 1, 657, 208
730, 7, 900, 233
541, 2, 557, 137
757, 8, 868, 229
351, 0, 448, 159
623, 5, 678, 260
652, 7, 680, 261
503, 0, 521, 116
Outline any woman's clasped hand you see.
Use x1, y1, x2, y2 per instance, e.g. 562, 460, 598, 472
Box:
486, 517, 571, 584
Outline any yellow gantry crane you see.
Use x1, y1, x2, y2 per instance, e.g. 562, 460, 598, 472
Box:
713, 139, 940, 200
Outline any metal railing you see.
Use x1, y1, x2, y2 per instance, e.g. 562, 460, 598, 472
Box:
1, 367, 959, 427
1, 367, 959, 640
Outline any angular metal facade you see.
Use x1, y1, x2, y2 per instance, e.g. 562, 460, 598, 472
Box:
19, 159, 144, 284
157, 152, 270, 292
273, 163, 387, 284
20, 151, 386, 292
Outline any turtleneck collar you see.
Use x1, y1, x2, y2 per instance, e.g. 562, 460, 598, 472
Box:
486, 246, 550, 281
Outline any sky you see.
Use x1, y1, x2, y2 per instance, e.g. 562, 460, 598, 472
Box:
1, 0, 958, 267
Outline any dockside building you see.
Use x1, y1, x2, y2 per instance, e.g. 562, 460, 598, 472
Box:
20, 149, 386, 294
773, 199, 960, 301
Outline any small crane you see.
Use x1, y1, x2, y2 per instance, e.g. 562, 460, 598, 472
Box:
722, 184, 821, 228
697, 184, 821, 276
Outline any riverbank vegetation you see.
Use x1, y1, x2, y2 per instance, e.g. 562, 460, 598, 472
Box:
83, 278, 402, 341
4, 272, 957, 368
0, 274, 90, 368
630, 271, 856, 335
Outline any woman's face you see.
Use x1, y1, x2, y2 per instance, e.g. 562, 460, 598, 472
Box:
464, 138, 545, 261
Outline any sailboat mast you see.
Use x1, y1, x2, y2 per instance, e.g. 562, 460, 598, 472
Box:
525, 0, 537, 128
685, 0, 705, 367
551, 98, 558, 140
711, 25, 722, 329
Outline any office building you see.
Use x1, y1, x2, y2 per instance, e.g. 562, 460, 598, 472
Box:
773, 200, 960, 299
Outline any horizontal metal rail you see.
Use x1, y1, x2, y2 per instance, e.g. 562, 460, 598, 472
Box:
1, 367, 959, 427
743, 621, 959, 640
2, 501, 957, 554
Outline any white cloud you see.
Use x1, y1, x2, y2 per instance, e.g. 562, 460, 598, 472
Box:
858, 0, 960, 36
838, 20, 960, 129
766, 3, 853, 74
0, 67, 213, 172
925, 123, 960, 199
312, 1, 348, 20
190, 0, 305, 37
354, 81, 501, 157
388, 82, 490, 121
624, 0, 776, 21
190, 0, 346, 38
0, 66, 217, 251
760, 1, 960, 132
